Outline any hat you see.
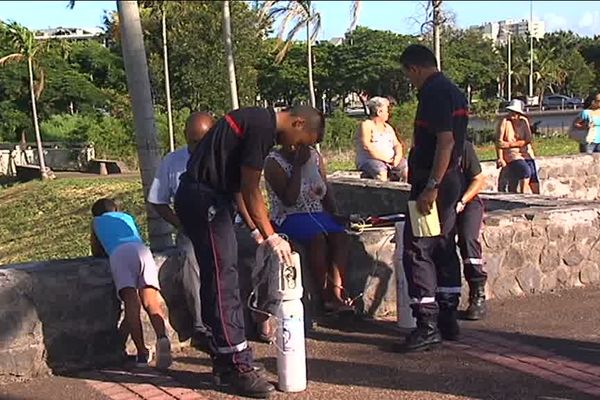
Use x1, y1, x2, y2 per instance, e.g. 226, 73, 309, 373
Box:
505, 99, 526, 115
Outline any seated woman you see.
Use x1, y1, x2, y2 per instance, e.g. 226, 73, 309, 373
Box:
355, 96, 407, 182
264, 144, 352, 314
495, 99, 539, 193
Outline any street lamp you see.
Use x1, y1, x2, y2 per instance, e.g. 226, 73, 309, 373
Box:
528, 0, 534, 99
502, 29, 512, 101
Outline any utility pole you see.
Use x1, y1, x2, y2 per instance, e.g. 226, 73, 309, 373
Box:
223, 0, 239, 109
528, 0, 534, 98
432, 0, 442, 70
506, 31, 512, 101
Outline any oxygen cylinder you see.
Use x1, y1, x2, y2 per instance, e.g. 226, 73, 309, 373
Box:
394, 221, 416, 329
273, 252, 307, 392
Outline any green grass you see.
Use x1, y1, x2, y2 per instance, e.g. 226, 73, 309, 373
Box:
0, 136, 581, 266
0, 178, 146, 265
474, 136, 580, 162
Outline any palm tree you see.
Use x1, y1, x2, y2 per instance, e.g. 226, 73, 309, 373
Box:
260, 0, 361, 108
223, 0, 239, 109
0, 21, 49, 179
69, 0, 173, 250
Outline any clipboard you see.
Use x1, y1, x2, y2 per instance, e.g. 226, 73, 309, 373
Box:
408, 200, 441, 237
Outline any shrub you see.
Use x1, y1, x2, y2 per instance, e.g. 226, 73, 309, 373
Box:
322, 110, 358, 151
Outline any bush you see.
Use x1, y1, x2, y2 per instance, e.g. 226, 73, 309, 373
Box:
41, 113, 137, 165
389, 99, 418, 144
322, 110, 359, 151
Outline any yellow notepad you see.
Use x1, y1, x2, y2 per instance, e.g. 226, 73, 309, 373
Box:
408, 200, 441, 237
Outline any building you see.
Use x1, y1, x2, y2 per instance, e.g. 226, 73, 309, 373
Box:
34, 27, 103, 42
470, 19, 545, 45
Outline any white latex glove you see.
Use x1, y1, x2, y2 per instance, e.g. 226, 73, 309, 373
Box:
456, 200, 466, 214
250, 229, 264, 245
265, 234, 293, 266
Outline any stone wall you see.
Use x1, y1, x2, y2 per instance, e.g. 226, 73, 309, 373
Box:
328, 175, 600, 304
2, 161, 600, 378
481, 153, 600, 201
0, 250, 193, 378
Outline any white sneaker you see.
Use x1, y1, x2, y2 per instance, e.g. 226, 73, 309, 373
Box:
155, 336, 172, 370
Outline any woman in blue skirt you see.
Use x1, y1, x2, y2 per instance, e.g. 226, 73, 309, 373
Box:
264, 144, 352, 314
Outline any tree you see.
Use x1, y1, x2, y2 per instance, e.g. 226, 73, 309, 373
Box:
259, 0, 360, 108
139, 0, 175, 151
222, 0, 239, 109
0, 21, 49, 179
138, 1, 265, 115
116, 0, 172, 250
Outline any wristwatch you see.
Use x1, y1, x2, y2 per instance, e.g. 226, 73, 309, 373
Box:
425, 177, 440, 190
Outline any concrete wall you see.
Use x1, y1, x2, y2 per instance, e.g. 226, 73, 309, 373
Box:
481, 153, 600, 201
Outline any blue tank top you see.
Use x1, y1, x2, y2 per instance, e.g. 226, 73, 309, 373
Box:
93, 211, 143, 256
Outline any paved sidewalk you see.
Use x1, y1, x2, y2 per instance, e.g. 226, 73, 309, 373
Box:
1, 287, 598, 400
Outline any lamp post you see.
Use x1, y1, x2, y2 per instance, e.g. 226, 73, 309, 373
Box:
528, 0, 534, 98
503, 29, 512, 101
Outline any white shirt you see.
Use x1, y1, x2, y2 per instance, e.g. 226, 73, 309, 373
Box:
148, 147, 190, 205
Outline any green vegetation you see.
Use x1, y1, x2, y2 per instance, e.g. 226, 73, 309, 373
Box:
0, 178, 146, 265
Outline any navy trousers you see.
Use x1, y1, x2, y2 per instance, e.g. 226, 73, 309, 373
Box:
174, 173, 253, 372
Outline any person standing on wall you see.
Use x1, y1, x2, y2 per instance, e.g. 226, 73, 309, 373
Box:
148, 112, 215, 353
393, 44, 468, 353
174, 105, 325, 398
456, 141, 488, 320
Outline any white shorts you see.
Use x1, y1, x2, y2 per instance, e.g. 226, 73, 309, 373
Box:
109, 242, 160, 297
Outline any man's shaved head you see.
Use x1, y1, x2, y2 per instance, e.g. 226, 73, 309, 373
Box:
185, 111, 215, 152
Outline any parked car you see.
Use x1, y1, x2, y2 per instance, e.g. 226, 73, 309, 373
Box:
542, 95, 583, 110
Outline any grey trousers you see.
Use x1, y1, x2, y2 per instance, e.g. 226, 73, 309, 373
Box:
177, 232, 208, 334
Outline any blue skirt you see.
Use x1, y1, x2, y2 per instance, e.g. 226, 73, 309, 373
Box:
275, 212, 345, 244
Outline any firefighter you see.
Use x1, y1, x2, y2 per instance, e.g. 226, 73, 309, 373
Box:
456, 141, 487, 320
394, 45, 468, 352
174, 105, 325, 398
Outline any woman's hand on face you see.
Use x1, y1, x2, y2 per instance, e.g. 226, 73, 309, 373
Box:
294, 145, 311, 167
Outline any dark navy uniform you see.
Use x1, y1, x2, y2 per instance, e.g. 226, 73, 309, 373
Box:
403, 72, 468, 319
457, 142, 486, 284
174, 107, 277, 372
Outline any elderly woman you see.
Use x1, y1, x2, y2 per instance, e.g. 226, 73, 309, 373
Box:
264, 144, 353, 315
355, 97, 407, 181
495, 99, 539, 193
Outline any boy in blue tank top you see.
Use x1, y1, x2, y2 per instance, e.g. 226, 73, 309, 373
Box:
90, 198, 172, 369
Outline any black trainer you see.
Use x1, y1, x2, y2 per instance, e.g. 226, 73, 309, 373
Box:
463, 281, 487, 320
392, 317, 442, 353
213, 367, 275, 398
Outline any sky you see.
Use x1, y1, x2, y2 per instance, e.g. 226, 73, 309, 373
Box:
0, 0, 598, 39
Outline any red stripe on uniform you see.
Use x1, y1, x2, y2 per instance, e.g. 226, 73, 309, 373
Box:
225, 114, 243, 138
415, 120, 429, 127
452, 109, 469, 117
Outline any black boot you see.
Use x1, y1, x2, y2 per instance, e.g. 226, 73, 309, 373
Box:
437, 293, 460, 341
213, 366, 275, 398
464, 281, 487, 320
392, 315, 442, 353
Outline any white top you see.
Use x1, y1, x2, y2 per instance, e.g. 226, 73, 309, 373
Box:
266, 149, 326, 226
148, 147, 190, 205
355, 120, 397, 167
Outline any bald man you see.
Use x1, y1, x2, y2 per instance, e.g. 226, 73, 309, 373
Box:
148, 111, 215, 352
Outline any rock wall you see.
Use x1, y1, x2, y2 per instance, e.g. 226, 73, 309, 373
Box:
0, 250, 192, 378
328, 175, 600, 305
481, 153, 600, 201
